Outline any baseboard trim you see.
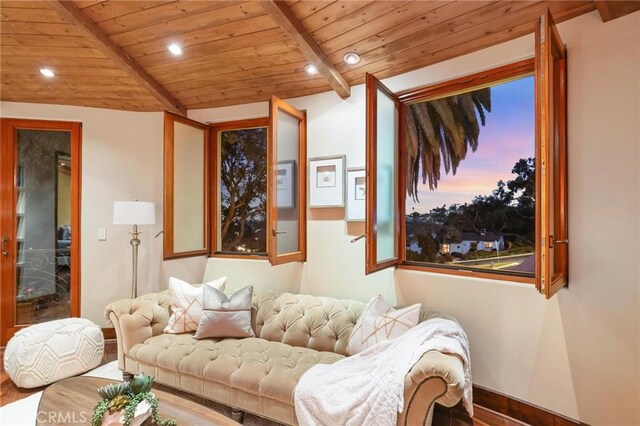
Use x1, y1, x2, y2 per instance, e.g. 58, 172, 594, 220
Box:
472, 385, 587, 425
101, 327, 116, 340
473, 405, 528, 426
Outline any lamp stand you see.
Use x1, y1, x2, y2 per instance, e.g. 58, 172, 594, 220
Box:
129, 224, 141, 299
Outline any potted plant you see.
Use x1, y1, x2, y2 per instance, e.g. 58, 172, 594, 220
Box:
92, 374, 176, 426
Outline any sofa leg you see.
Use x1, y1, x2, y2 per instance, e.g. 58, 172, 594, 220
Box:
231, 408, 244, 423
122, 372, 133, 382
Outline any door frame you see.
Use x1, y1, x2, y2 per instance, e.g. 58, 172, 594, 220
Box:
0, 118, 82, 345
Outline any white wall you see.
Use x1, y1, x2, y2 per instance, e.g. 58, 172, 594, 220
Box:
192, 11, 640, 425
0, 103, 209, 326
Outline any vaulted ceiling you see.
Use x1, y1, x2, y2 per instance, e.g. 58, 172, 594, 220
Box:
0, 1, 635, 113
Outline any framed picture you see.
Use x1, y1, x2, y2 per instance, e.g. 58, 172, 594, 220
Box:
309, 155, 345, 208
346, 167, 366, 222
277, 160, 296, 208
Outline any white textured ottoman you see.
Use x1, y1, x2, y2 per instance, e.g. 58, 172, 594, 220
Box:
3, 318, 104, 388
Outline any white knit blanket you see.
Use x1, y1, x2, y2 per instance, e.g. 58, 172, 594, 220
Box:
294, 318, 472, 426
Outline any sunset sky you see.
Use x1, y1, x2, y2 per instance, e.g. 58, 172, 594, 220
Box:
406, 75, 535, 214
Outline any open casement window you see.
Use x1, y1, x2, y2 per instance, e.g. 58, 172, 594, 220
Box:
210, 118, 268, 259
163, 112, 210, 259
364, 10, 568, 300
535, 9, 569, 298
268, 96, 307, 265
365, 74, 402, 274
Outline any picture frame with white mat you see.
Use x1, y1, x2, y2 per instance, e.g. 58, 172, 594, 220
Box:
309, 155, 345, 208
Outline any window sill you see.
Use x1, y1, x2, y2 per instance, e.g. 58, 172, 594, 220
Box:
398, 262, 535, 285
209, 253, 268, 260
163, 249, 209, 261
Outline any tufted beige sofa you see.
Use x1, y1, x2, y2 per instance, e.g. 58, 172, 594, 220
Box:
105, 287, 466, 425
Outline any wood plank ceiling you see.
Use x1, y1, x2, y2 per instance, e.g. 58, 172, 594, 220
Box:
0, 0, 603, 112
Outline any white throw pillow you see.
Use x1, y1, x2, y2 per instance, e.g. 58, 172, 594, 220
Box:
164, 277, 226, 334
194, 285, 255, 339
347, 294, 421, 355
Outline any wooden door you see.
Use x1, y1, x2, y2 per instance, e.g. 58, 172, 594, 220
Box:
0, 119, 82, 344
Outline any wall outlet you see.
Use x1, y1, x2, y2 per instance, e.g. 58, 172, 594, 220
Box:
98, 228, 107, 241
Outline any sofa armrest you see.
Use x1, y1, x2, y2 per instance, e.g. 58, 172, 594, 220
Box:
104, 291, 172, 371
398, 350, 466, 426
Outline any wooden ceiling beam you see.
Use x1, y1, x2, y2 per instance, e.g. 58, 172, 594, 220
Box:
46, 1, 187, 115
594, 0, 640, 22
260, 0, 350, 99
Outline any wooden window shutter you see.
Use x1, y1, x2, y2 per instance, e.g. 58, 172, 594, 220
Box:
365, 74, 402, 274
535, 9, 569, 298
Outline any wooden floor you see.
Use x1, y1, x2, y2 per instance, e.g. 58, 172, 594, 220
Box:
1, 340, 519, 426
434, 401, 526, 426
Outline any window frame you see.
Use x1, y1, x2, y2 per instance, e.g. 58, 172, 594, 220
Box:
268, 95, 307, 265
209, 117, 269, 260
163, 112, 211, 260
366, 24, 568, 293
395, 58, 538, 284
365, 74, 403, 274
163, 99, 308, 265
535, 9, 569, 298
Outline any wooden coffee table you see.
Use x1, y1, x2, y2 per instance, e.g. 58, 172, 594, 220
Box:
36, 376, 240, 426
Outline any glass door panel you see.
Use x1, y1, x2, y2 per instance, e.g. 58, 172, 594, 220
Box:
16, 129, 72, 325
1, 120, 81, 344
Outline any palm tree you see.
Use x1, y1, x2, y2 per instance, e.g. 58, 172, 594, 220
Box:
405, 88, 491, 201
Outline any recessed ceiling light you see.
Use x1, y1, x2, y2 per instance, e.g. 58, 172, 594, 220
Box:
167, 43, 183, 56
304, 64, 318, 75
343, 52, 361, 65
40, 68, 55, 78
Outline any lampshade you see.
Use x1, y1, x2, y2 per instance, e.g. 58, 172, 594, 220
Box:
113, 201, 156, 225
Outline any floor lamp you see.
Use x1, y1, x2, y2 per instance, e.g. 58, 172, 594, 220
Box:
113, 201, 156, 299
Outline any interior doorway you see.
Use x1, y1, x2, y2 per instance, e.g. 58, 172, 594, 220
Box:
0, 118, 82, 345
